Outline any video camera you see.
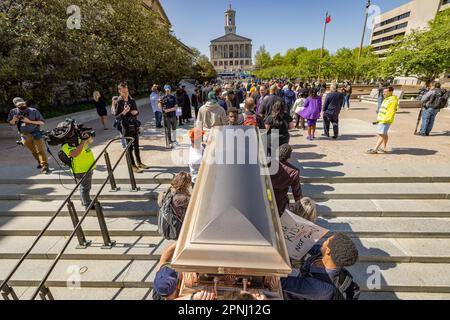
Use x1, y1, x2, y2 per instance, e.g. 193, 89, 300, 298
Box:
44, 119, 95, 147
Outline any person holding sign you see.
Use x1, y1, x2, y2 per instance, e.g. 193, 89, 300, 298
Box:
280, 233, 360, 300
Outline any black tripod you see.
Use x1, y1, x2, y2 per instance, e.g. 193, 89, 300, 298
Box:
163, 112, 171, 149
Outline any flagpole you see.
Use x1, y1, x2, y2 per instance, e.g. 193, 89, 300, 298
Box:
319, 12, 328, 80
321, 11, 328, 59
358, 0, 371, 59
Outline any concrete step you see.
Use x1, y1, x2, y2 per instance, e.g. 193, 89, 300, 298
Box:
2, 199, 449, 219
1, 287, 154, 300
2, 261, 450, 295
0, 200, 158, 217
0, 216, 159, 237
2, 182, 450, 201
317, 216, 450, 238
317, 199, 450, 218
1, 236, 449, 264
2, 166, 450, 185
0, 258, 158, 288
0, 166, 181, 185
301, 183, 450, 200
3, 216, 450, 238
0, 184, 164, 201
0, 236, 172, 260
349, 262, 450, 293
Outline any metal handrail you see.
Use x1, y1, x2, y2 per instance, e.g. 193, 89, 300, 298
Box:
0, 137, 137, 300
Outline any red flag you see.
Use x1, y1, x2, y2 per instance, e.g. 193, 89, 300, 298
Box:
326, 15, 331, 24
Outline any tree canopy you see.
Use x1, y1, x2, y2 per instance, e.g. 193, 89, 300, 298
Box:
0, 0, 194, 111
253, 9, 449, 83
379, 9, 450, 84
253, 45, 378, 82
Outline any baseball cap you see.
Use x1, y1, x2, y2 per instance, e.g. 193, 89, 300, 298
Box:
164, 85, 172, 91
153, 267, 179, 297
13, 97, 26, 107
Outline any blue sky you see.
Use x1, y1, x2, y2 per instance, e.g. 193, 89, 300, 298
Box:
161, 0, 411, 57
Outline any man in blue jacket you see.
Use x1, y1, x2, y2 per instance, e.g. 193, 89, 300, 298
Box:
323, 84, 344, 139
280, 233, 359, 300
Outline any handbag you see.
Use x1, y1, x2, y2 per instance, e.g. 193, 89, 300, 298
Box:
176, 107, 182, 117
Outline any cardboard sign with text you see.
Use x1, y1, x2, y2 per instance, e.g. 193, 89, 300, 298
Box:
281, 210, 329, 260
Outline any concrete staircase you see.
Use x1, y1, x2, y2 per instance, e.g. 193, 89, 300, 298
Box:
1, 169, 450, 300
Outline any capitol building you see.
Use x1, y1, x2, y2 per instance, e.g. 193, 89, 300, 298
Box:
209, 4, 253, 73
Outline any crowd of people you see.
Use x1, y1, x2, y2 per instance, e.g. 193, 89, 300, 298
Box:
5, 76, 448, 301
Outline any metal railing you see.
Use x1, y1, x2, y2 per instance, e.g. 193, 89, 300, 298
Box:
0, 137, 139, 300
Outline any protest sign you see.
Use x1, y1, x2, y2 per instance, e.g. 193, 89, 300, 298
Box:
281, 210, 329, 260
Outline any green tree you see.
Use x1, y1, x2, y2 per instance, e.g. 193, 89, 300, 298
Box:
0, 0, 194, 114
255, 45, 271, 69
192, 54, 217, 81
380, 9, 450, 84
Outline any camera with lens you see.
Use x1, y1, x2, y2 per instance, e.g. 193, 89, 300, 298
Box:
44, 119, 95, 147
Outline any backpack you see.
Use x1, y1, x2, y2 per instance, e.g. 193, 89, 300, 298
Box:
429, 90, 449, 110
157, 189, 183, 240
300, 253, 360, 301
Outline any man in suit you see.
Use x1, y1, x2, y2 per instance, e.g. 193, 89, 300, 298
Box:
323, 84, 344, 139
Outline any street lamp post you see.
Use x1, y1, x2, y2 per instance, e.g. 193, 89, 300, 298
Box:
358, 0, 371, 59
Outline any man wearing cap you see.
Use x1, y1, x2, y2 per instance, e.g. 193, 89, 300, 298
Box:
159, 85, 178, 148
8, 97, 50, 174
196, 88, 227, 131
152, 242, 216, 300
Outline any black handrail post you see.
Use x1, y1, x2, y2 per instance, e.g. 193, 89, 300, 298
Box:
104, 151, 119, 192
94, 201, 116, 249
67, 200, 91, 249
125, 151, 139, 192
1, 284, 18, 300
39, 286, 54, 300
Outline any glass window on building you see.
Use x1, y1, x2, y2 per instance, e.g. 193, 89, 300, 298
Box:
230, 61, 233, 66
214, 61, 217, 66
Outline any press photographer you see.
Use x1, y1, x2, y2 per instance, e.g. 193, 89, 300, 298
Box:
115, 83, 149, 174
45, 119, 97, 211
7, 97, 50, 174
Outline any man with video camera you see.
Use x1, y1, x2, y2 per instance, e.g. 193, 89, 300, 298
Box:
7, 97, 50, 174
115, 83, 149, 174
61, 130, 96, 211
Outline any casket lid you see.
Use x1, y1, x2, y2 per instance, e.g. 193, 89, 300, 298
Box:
171, 126, 291, 277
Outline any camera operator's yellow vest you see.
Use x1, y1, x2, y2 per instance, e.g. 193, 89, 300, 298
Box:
61, 141, 96, 174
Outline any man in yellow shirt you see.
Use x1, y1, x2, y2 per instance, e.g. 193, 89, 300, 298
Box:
367, 87, 399, 154
61, 136, 96, 210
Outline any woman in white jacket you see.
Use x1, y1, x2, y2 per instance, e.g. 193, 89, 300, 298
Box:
292, 92, 307, 129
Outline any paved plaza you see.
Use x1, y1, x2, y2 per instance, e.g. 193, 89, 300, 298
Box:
1, 100, 450, 300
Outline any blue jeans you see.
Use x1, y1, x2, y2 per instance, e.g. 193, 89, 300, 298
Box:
343, 96, 350, 109
420, 108, 438, 135
154, 111, 163, 128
